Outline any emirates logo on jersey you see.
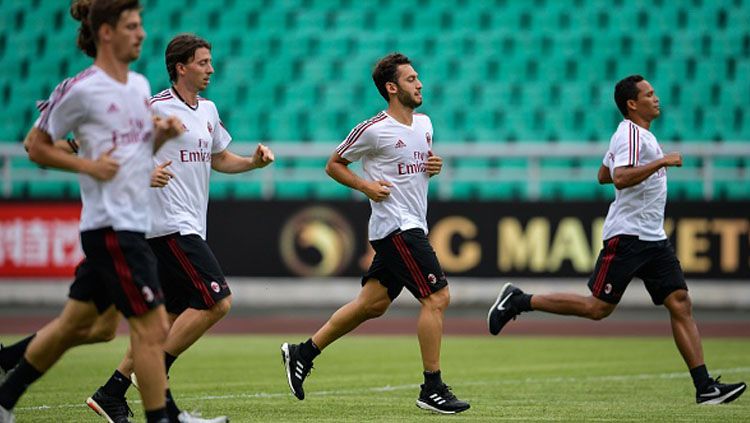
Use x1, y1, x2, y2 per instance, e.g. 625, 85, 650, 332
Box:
207, 121, 213, 134
394, 139, 406, 149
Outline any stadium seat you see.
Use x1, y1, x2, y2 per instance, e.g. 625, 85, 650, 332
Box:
1, 0, 748, 200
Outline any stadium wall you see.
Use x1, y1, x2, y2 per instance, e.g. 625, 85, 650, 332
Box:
1, 200, 748, 309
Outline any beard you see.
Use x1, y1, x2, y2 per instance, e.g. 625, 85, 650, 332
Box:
396, 88, 422, 109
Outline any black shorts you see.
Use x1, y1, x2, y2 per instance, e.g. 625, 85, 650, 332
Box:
588, 235, 687, 305
363, 228, 448, 300
68, 228, 163, 318
147, 233, 230, 315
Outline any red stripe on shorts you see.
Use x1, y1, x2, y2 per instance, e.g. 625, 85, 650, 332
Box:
104, 230, 147, 315
392, 233, 431, 297
166, 237, 216, 307
593, 236, 620, 296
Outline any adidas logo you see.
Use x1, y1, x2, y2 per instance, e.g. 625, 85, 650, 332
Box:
294, 361, 304, 380
106, 103, 119, 113
395, 139, 406, 149
429, 393, 447, 405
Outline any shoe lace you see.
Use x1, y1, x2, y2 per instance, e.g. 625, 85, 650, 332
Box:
437, 384, 458, 401
107, 397, 133, 418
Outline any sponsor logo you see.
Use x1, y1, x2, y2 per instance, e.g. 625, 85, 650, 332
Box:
210, 281, 221, 293
395, 139, 406, 149
142, 286, 154, 303
279, 206, 356, 277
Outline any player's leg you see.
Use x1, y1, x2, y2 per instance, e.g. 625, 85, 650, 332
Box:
312, 279, 391, 350
127, 307, 169, 412
488, 235, 639, 335
1, 305, 118, 382
0, 299, 104, 415
163, 296, 232, 357
641, 241, 746, 404
281, 279, 392, 400
530, 293, 615, 320
89, 229, 169, 421
417, 286, 449, 373
389, 229, 468, 414
143, 234, 231, 422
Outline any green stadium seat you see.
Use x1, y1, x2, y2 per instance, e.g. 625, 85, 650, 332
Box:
1, 0, 748, 200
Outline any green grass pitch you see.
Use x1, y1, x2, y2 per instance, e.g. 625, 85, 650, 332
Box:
3, 335, 748, 422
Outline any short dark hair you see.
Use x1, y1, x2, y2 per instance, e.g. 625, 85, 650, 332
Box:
372, 53, 412, 102
70, 0, 141, 58
614, 74, 645, 117
165, 34, 212, 83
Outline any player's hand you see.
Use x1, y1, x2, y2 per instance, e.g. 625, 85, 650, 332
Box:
426, 154, 442, 176
87, 146, 119, 181
361, 180, 393, 202
663, 152, 682, 167
153, 115, 184, 141
150, 160, 174, 187
251, 143, 274, 169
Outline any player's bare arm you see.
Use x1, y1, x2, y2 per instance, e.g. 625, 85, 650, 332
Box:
325, 152, 392, 202
597, 164, 613, 184
150, 160, 174, 187
25, 127, 119, 181
210, 143, 274, 173
153, 115, 184, 152
426, 154, 442, 177
613, 152, 682, 189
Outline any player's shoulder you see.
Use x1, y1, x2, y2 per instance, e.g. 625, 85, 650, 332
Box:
197, 94, 216, 107
149, 88, 176, 107
612, 119, 637, 139
350, 111, 388, 133
55, 66, 100, 94
197, 95, 220, 115
413, 112, 432, 126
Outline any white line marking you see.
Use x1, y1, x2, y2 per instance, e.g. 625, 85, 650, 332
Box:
15, 367, 750, 411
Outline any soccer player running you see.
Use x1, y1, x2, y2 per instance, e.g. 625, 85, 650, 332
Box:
83, 34, 274, 423
281, 53, 469, 414
0, 1, 184, 422
487, 75, 746, 405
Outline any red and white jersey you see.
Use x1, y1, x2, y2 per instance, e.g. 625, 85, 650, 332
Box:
35, 66, 155, 233
147, 89, 231, 240
601, 119, 668, 241
336, 111, 433, 241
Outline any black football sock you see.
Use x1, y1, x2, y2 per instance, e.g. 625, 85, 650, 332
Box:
164, 352, 178, 374
0, 358, 43, 410
299, 338, 321, 362
0, 334, 36, 372
101, 369, 132, 398
145, 407, 168, 423
423, 370, 443, 388
690, 364, 711, 390
515, 294, 533, 312
165, 388, 181, 421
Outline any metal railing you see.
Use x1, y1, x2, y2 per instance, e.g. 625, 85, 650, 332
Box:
2, 141, 748, 200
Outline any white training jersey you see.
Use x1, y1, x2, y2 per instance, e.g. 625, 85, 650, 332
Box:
601, 119, 668, 241
336, 111, 433, 241
147, 88, 231, 240
35, 66, 155, 233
